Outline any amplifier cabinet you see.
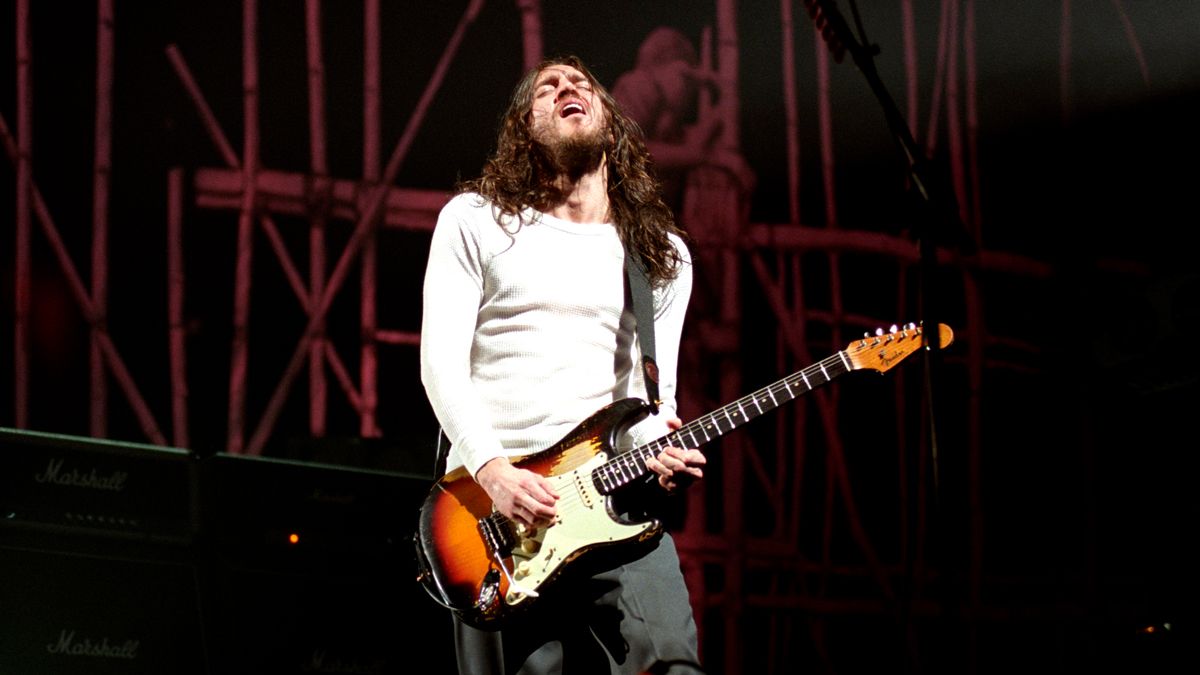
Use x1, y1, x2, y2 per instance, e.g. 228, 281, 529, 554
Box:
197, 454, 454, 673
0, 427, 198, 545
0, 545, 209, 674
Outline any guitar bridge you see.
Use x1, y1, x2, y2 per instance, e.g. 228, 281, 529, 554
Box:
478, 512, 517, 557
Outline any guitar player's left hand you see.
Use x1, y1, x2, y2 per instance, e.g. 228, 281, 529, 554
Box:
646, 417, 706, 492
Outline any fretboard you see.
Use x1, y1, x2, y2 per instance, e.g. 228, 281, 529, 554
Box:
593, 348, 855, 494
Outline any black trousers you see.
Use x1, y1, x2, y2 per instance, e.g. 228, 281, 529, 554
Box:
452, 533, 704, 675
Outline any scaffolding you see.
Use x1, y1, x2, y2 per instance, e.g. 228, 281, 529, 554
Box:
4, 1, 1162, 673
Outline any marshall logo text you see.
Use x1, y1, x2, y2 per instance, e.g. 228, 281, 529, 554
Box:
46, 630, 140, 659
34, 458, 128, 492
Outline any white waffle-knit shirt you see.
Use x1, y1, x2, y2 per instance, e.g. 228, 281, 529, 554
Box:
420, 192, 693, 477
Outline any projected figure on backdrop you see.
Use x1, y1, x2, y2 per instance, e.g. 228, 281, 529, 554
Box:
612, 27, 754, 362
611, 26, 753, 212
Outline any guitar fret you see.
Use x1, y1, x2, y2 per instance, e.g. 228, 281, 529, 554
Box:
783, 379, 794, 397
637, 449, 652, 472
800, 372, 810, 389
735, 400, 749, 422
618, 457, 633, 483
597, 440, 677, 494
819, 362, 829, 381
837, 350, 851, 370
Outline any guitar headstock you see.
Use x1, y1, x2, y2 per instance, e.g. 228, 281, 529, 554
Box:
844, 322, 954, 373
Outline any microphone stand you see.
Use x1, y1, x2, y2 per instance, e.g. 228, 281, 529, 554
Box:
803, 2, 975, 673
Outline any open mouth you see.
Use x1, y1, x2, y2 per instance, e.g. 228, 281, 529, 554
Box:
559, 102, 586, 118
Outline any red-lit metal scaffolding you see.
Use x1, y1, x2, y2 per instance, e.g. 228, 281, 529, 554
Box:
3, 1, 1153, 673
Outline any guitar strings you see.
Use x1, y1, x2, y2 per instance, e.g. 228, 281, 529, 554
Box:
482, 327, 925, 555
487, 351, 854, 534
550, 350, 856, 512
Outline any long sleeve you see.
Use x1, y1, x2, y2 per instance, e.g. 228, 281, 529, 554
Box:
419, 195, 507, 476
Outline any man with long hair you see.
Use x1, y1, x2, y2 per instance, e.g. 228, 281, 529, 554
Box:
420, 55, 706, 674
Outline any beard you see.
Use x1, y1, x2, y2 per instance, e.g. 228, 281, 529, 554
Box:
531, 121, 609, 177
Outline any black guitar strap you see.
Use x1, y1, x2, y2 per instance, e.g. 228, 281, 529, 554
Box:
625, 248, 661, 415
433, 427, 450, 478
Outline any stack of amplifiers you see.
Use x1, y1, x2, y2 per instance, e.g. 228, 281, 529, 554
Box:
0, 427, 456, 674
0, 426, 207, 674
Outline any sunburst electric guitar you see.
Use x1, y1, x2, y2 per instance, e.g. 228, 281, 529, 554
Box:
414, 322, 953, 630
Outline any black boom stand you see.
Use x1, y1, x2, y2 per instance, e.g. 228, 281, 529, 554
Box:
802, 1, 976, 673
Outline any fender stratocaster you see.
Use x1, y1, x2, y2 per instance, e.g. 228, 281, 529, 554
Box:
414, 322, 953, 630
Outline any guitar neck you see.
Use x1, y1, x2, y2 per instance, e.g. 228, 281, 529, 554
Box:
594, 348, 854, 494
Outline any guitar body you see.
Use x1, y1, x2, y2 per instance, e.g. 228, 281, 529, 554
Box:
415, 397, 662, 630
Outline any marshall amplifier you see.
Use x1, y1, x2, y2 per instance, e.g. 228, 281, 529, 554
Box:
198, 454, 454, 674
0, 545, 209, 675
198, 453, 424, 575
0, 427, 199, 547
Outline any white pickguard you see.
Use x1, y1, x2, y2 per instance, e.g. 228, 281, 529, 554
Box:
503, 453, 654, 606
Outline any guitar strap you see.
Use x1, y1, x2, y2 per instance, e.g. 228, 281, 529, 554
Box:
625, 248, 661, 415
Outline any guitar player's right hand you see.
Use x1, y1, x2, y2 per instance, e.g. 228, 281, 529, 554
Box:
475, 457, 560, 528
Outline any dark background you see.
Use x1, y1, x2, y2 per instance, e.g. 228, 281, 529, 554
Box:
2, 1, 1199, 673
4, 1, 1196, 449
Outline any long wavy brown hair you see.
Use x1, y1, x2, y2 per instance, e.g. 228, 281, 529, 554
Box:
457, 55, 686, 285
